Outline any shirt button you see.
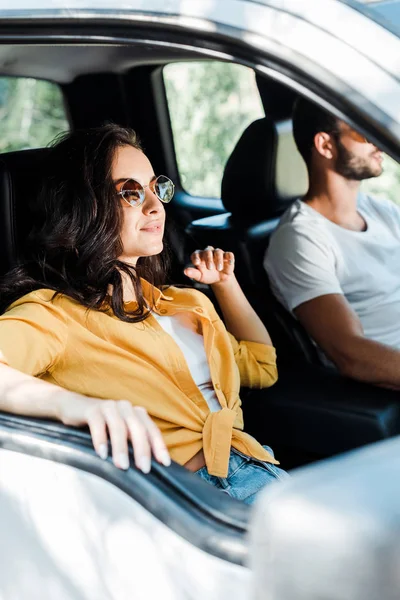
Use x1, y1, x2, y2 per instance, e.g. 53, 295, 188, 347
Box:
215, 383, 221, 390
159, 309, 168, 314
195, 307, 204, 313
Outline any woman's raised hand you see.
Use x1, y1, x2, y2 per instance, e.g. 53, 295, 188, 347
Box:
59, 393, 171, 472
184, 246, 235, 286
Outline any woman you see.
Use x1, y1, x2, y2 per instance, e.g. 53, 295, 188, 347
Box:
0, 124, 286, 504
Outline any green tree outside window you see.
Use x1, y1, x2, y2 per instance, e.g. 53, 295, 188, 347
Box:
0, 77, 69, 152
164, 61, 264, 198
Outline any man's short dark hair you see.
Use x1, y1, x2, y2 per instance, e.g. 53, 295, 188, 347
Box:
292, 98, 339, 168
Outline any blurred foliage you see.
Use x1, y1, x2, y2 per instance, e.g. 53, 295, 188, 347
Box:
362, 154, 400, 205
163, 61, 264, 198
1, 70, 399, 207
164, 61, 400, 205
0, 76, 68, 152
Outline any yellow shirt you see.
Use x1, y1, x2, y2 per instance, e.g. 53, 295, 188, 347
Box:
0, 281, 278, 477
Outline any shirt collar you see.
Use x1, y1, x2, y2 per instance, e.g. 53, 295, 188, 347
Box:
139, 279, 173, 307
106, 279, 173, 310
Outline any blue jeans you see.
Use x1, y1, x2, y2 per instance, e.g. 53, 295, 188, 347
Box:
196, 445, 288, 505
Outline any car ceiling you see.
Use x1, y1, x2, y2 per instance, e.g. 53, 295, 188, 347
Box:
0, 44, 198, 83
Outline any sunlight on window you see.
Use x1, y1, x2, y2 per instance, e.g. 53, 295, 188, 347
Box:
0, 77, 69, 152
164, 61, 264, 198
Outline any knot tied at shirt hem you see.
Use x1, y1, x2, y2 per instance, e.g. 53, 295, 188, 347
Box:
202, 407, 278, 478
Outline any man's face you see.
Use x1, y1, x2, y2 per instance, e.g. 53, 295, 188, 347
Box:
333, 122, 383, 180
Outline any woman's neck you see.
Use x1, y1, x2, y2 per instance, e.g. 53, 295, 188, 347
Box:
107, 266, 138, 304
122, 269, 139, 303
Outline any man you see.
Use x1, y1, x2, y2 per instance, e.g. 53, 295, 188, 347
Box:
264, 97, 400, 389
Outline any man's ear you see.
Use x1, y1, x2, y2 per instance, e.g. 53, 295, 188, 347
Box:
314, 132, 334, 160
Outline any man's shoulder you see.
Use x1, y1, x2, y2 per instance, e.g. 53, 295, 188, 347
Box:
269, 199, 326, 250
274, 199, 325, 233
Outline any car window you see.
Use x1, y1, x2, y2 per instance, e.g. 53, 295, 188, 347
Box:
362, 155, 400, 205
0, 77, 69, 152
163, 61, 264, 198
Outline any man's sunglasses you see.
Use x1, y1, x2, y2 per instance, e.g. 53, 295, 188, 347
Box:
116, 175, 175, 207
339, 126, 370, 144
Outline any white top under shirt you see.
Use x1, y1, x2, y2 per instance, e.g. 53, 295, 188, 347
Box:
265, 193, 400, 350
152, 312, 222, 412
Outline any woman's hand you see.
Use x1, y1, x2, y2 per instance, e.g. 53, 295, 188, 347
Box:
59, 393, 171, 472
184, 246, 235, 286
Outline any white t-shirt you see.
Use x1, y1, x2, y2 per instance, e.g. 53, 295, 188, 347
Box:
152, 312, 221, 412
264, 194, 400, 350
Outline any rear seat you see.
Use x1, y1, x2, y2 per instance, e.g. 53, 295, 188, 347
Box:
0, 148, 48, 275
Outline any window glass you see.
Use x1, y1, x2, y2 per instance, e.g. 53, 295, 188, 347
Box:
0, 77, 69, 152
163, 61, 264, 198
362, 155, 400, 205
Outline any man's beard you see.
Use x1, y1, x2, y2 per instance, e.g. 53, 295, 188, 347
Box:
335, 139, 383, 181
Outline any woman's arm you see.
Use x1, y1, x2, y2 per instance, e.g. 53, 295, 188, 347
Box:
211, 275, 272, 345
184, 246, 273, 345
0, 361, 170, 472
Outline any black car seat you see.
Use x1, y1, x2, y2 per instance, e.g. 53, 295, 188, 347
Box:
185, 77, 300, 274
186, 116, 280, 288
187, 75, 303, 259
0, 148, 48, 276
185, 86, 322, 363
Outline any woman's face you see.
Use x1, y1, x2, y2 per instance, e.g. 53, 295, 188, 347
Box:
112, 145, 166, 264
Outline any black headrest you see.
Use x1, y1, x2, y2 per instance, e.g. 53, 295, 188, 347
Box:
255, 74, 298, 121
221, 117, 308, 224
0, 148, 48, 275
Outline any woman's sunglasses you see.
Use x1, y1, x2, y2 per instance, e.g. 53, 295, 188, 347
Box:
116, 175, 175, 207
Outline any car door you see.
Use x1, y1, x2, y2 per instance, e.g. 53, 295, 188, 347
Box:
0, 412, 251, 600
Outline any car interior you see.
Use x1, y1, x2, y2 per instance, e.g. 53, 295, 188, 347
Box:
0, 37, 400, 565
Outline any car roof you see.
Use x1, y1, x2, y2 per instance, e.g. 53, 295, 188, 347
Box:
0, 1, 399, 140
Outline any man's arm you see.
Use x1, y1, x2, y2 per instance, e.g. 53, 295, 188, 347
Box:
295, 294, 400, 389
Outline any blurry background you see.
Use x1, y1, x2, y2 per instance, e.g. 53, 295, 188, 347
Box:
1, 65, 399, 203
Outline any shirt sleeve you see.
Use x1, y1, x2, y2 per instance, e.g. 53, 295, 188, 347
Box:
227, 333, 278, 388
0, 293, 68, 376
265, 223, 343, 312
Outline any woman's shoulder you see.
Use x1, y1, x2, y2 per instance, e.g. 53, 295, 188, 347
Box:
6, 288, 79, 314
6, 288, 55, 309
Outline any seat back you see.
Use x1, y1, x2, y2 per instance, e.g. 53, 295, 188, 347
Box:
186, 117, 278, 287
186, 116, 307, 280
0, 148, 48, 275
186, 109, 317, 363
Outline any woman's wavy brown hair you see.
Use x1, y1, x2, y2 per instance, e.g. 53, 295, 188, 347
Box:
0, 124, 170, 321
